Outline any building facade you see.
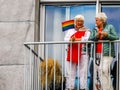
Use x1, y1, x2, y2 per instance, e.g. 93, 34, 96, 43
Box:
0, 0, 120, 90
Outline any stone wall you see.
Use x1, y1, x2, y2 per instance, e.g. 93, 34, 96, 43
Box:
0, 0, 35, 90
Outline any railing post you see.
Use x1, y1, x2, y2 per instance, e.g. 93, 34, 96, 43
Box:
34, 0, 40, 90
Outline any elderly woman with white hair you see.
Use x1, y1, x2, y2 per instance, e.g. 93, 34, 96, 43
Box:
89, 12, 119, 90
64, 14, 90, 90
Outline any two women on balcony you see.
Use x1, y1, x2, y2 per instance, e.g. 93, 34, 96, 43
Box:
89, 12, 119, 90
64, 14, 91, 90
64, 12, 118, 90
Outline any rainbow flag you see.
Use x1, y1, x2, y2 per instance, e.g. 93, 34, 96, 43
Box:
62, 19, 74, 31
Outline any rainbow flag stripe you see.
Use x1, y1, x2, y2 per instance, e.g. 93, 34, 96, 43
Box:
62, 20, 74, 31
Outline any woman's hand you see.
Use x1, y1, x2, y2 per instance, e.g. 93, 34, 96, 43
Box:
70, 35, 75, 41
70, 35, 81, 41
101, 32, 108, 38
96, 31, 101, 39
96, 31, 108, 39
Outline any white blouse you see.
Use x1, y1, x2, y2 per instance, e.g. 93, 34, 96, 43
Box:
64, 28, 90, 41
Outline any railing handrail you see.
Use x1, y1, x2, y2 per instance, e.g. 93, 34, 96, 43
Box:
24, 40, 120, 45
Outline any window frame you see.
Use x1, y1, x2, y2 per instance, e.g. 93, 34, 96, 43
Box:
35, 0, 120, 59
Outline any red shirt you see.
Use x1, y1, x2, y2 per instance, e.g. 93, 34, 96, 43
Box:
96, 28, 102, 53
67, 30, 85, 64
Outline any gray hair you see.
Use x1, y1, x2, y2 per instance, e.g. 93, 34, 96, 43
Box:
74, 14, 84, 25
96, 12, 107, 23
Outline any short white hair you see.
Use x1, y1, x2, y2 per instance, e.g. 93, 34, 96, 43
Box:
74, 14, 84, 25
74, 14, 84, 21
96, 12, 107, 22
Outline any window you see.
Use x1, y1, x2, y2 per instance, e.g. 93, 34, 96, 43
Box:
102, 5, 120, 36
45, 5, 96, 41
44, 4, 96, 60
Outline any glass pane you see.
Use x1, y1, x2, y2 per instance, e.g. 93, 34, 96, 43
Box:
102, 5, 120, 36
45, 5, 96, 90
45, 5, 96, 42
45, 4, 96, 60
70, 5, 96, 30
45, 6, 66, 41
45, 6, 66, 61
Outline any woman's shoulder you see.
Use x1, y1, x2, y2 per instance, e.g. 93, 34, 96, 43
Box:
84, 27, 92, 33
105, 23, 114, 28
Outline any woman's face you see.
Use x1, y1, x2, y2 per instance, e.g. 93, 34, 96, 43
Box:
95, 18, 103, 28
75, 18, 84, 29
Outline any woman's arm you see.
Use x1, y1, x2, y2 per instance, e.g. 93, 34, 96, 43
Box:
107, 25, 119, 40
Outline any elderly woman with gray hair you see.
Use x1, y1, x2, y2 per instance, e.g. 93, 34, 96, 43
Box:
64, 14, 90, 90
89, 12, 119, 90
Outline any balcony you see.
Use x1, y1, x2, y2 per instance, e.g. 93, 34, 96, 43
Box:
24, 40, 120, 90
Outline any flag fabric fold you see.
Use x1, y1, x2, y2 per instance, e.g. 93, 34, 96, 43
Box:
62, 20, 74, 31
